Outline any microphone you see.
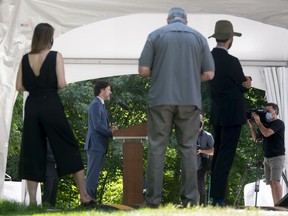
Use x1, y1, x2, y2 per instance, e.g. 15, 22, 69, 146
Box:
117, 101, 130, 111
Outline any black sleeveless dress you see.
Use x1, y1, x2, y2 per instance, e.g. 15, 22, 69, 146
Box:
19, 51, 84, 182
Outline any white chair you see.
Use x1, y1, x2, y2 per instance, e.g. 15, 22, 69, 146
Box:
3, 174, 42, 205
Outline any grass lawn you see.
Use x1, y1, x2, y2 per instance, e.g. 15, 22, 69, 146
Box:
0, 201, 288, 216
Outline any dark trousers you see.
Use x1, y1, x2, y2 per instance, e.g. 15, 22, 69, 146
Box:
42, 162, 59, 207
197, 168, 208, 205
210, 125, 242, 200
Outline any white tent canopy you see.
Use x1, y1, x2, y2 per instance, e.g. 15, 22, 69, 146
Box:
1, 0, 288, 199
53, 13, 288, 90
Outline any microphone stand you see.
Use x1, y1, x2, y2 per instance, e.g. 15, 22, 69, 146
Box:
254, 161, 261, 207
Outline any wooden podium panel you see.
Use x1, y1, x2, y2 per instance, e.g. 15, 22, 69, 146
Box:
113, 122, 147, 206
123, 139, 143, 205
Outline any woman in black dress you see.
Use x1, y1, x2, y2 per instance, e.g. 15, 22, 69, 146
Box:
16, 23, 92, 206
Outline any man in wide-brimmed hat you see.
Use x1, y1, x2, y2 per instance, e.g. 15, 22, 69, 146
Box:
208, 20, 252, 206
209, 20, 242, 40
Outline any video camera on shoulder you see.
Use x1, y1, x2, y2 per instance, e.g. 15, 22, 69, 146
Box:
246, 108, 267, 123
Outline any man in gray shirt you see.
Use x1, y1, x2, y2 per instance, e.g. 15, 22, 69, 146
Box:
138, 7, 215, 207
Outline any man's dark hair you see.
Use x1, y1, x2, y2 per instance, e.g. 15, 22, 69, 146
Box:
267, 102, 279, 115
216, 38, 229, 43
93, 80, 111, 96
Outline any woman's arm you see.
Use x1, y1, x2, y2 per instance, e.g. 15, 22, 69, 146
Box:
16, 62, 25, 92
56, 52, 66, 89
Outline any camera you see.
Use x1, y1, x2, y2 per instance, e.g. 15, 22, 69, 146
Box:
246, 108, 267, 123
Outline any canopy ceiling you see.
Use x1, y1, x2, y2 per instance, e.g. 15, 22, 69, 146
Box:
4, 0, 288, 29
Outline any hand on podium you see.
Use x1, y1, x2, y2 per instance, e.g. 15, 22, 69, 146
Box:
111, 125, 119, 134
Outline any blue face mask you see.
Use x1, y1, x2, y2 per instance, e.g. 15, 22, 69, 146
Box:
265, 112, 273, 121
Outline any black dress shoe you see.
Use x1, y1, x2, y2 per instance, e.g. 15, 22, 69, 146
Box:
81, 200, 97, 208
181, 199, 196, 208
212, 199, 226, 207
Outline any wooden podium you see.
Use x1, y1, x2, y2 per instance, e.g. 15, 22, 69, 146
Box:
113, 122, 147, 206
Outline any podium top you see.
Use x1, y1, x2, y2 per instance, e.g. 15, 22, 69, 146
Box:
113, 122, 147, 138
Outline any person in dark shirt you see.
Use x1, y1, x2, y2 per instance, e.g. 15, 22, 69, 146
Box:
247, 102, 285, 205
196, 114, 214, 206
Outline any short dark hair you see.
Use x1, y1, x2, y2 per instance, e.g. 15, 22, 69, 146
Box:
93, 80, 111, 96
267, 102, 279, 115
216, 38, 229, 43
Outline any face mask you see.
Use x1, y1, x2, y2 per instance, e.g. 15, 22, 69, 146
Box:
265, 112, 273, 121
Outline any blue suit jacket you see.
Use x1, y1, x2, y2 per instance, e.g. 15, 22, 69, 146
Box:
84, 97, 112, 153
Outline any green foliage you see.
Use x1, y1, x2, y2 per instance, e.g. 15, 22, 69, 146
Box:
6, 92, 24, 181
9, 92, 23, 157
106, 75, 149, 127
100, 170, 123, 204
58, 81, 94, 146
94, 143, 124, 204
5, 155, 20, 181
55, 176, 80, 208
162, 145, 181, 204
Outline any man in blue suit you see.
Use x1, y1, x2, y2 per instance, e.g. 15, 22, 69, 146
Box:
85, 80, 118, 201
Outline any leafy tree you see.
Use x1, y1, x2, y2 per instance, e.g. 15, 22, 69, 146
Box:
8, 92, 23, 157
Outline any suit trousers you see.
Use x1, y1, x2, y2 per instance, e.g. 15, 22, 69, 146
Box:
86, 150, 105, 201
145, 105, 200, 205
210, 125, 242, 200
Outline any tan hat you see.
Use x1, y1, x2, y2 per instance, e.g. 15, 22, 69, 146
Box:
208, 20, 242, 40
